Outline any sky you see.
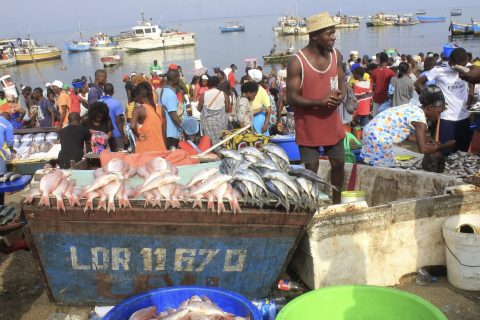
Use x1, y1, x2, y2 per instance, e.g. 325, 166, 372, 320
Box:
2, 0, 479, 38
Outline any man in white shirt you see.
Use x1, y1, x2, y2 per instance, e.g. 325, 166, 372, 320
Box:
415, 48, 474, 154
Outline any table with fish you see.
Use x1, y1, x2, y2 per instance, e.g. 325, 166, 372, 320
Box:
21, 145, 329, 305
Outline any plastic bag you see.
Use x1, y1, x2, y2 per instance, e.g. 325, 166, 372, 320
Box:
378, 100, 391, 114
422, 153, 445, 173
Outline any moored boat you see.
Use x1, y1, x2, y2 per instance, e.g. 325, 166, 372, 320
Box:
65, 22, 91, 52
101, 52, 123, 67
273, 15, 307, 35
451, 9, 462, 16
473, 20, 480, 35
332, 16, 360, 28
450, 21, 474, 36
116, 10, 195, 51
262, 52, 293, 63
351, 16, 365, 20
403, 13, 415, 17
395, 20, 419, 26
219, 21, 245, 32
416, 10, 426, 15
417, 16, 446, 23
0, 42, 17, 67
14, 39, 62, 64
367, 12, 399, 27
90, 31, 121, 51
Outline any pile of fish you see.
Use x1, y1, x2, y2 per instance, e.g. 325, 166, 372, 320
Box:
10, 132, 57, 160
0, 172, 23, 183
218, 144, 337, 212
395, 151, 480, 176
128, 295, 249, 320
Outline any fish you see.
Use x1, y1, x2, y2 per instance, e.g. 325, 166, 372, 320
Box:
224, 183, 241, 214
84, 191, 99, 212
138, 169, 171, 190
243, 154, 259, 163
288, 168, 341, 191
116, 181, 131, 209
142, 190, 155, 208
173, 184, 186, 205
238, 146, 266, 160
125, 166, 137, 179
106, 158, 125, 173
23, 188, 41, 204
203, 190, 215, 211
217, 149, 243, 161
253, 159, 281, 172
186, 168, 219, 188
52, 178, 70, 211
0, 172, 15, 182
233, 169, 268, 193
186, 301, 226, 317
28, 142, 39, 154
265, 180, 289, 211
231, 180, 251, 205
228, 159, 252, 176
38, 171, 64, 206
96, 189, 107, 211
150, 188, 162, 208
125, 185, 135, 198
185, 174, 232, 198
121, 162, 131, 176
212, 182, 229, 214
137, 166, 149, 178
65, 179, 80, 207
158, 183, 179, 209
147, 157, 168, 173
270, 179, 301, 209
128, 306, 157, 320
45, 132, 59, 142
263, 143, 290, 164
160, 309, 189, 320
134, 174, 181, 197
182, 312, 208, 320
101, 180, 122, 213
93, 168, 105, 178
80, 172, 124, 198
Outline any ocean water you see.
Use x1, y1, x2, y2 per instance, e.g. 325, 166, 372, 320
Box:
2, 8, 480, 106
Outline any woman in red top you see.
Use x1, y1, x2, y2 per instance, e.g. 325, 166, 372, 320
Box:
286, 12, 347, 204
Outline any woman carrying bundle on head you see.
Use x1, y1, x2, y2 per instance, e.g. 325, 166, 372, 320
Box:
130, 82, 167, 153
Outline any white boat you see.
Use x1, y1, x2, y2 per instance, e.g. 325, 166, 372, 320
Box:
332, 16, 360, 28
90, 22, 122, 51
13, 39, 62, 64
273, 16, 307, 35
101, 52, 123, 67
351, 16, 365, 19
403, 13, 415, 17
116, 9, 195, 51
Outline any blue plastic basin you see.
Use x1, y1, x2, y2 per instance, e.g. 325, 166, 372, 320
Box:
72, 82, 84, 89
443, 44, 460, 58
103, 286, 262, 320
270, 135, 300, 161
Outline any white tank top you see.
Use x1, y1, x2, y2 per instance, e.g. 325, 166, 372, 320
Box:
203, 88, 225, 111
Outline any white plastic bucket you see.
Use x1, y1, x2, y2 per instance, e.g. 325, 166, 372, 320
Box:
442, 214, 480, 291
341, 191, 366, 204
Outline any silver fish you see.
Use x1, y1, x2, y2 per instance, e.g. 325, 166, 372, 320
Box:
253, 159, 281, 172
265, 179, 289, 211
232, 169, 268, 193
217, 149, 243, 161
9, 174, 22, 182
229, 159, 252, 176
243, 154, 259, 163
262, 170, 301, 199
238, 146, 266, 160
263, 143, 290, 164
288, 168, 341, 191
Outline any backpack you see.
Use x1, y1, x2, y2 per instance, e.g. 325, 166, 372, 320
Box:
344, 85, 358, 114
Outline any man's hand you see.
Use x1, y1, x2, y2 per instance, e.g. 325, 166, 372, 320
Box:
459, 66, 480, 84
427, 139, 440, 146
277, 123, 284, 132
444, 140, 456, 149
56, 126, 62, 132
138, 134, 148, 141
15, 117, 22, 122
123, 136, 129, 145
323, 90, 343, 108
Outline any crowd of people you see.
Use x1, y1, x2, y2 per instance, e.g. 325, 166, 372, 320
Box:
2, 11, 480, 202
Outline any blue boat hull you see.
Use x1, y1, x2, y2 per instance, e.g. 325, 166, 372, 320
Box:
450, 22, 474, 35
473, 20, 480, 35
417, 16, 446, 23
219, 27, 245, 32
66, 42, 90, 52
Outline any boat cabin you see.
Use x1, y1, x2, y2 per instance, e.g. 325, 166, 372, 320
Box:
277, 16, 305, 27
20, 39, 36, 48
451, 9, 462, 16
95, 32, 109, 45
224, 21, 244, 28
131, 22, 162, 38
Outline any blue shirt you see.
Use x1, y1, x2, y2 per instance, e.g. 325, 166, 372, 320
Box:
351, 63, 361, 71
0, 116, 14, 160
161, 86, 181, 139
88, 85, 103, 106
99, 95, 124, 138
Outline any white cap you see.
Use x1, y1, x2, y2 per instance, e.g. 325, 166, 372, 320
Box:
51, 80, 63, 88
248, 69, 263, 83
278, 70, 287, 78
45, 82, 51, 87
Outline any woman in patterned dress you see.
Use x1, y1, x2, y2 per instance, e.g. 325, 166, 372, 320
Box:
360, 85, 456, 167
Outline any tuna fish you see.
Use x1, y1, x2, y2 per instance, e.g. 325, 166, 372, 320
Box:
38, 171, 64, 206
238, 146, 266, 160
263, 143, 290, 164
262, 170, 301, 198
232, 169, 268, 194
217, 149, 243, 161
288, 168, 341, 191
186, 168, 219, 188
228, 160, 252, 176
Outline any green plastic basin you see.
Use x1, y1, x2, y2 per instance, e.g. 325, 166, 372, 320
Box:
276, 285, 447, 320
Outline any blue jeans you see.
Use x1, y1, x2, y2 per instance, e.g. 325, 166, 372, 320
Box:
354, 115, 369, 128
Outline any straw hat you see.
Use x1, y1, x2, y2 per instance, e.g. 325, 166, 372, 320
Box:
303, 12, 339, 35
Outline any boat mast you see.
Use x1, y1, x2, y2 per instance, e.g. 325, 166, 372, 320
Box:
139, 0, 147, 24
78, 21, 83, 42
286, 0, 292, 18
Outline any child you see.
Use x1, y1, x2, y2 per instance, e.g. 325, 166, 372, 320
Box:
57, 112, 91, 169
352, 67, 373, 129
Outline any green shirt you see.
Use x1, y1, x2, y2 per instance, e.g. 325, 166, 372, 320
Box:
0, 98, 6, 106
150, 64, 162, 74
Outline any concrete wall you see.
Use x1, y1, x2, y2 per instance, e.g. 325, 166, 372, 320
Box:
290, 161, 480, 289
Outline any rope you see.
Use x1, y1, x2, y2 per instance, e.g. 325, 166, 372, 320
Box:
442, 229, 480, 267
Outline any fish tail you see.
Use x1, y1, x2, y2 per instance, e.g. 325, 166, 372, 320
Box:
98, 199, 107, 211
154, 199, 162, 208
133, 191, 141, 198
124, 198, 132, 209
108, 200, 115, 213
207, 199, 214, 211
192, 199, 202, 209
84, 200, 92, 212
165, 200, 172, 210
172, 199, 181, 209
217, 201, 226, 214
72, 195, 81, 207
56, 198, 65, 211
24, 194, 35, 204
38, 194, 50, 207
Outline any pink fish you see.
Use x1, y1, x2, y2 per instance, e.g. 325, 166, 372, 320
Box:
52, 178, 70, 211
151, 189, 162, 208
102, 180, 122, 213
184, 175, 232, 199
84, 191, 99, 212
116, 181, 131, 209
147, 157, 167, 173
137, 166, 149, 178
125, 166, 137, 179
93, 168, 105, 178
158, 183, 178, 209
128, 306, 157, 320
172, 184, 186, 208
125, 185, 135, 198
24, 188, 41, 204
97, 189, 107, 210
80, 172, 124, 198
106, 158, 125, 173
121, 162, 131, 176
138, 169, 170, 190
212, 182, 228, 214
143, 190, 154, 208
203, 191, 215, 211
38, 171, 64, 207
224, 183, 241, 214
134, 174, 181, 197
65, 179, 80, 207
186, 168, 219, 188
